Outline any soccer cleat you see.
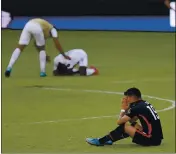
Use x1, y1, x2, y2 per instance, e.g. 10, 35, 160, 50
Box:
104, 140, 113, 145
5, 68, 12, 77
40, 72, 47, 77
90, 66, 99, 75
86, 138, 103, 146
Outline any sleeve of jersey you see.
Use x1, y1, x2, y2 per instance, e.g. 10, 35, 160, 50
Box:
51, 28, 58, 38
126, 107, 137, 118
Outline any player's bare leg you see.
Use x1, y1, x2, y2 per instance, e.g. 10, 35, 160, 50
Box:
5, 44, 26, 77
124, 123, 137, 137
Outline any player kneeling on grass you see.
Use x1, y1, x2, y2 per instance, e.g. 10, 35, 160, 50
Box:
53, 49, 99, 76
86, 87, 163, 146
5, 18, 70, 77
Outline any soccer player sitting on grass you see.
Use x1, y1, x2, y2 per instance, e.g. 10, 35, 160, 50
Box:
5, 18, 70, 77
86, 88, 163, 146
53, 49, 99, 76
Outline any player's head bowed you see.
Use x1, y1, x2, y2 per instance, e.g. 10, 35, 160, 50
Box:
123, 87, 142, 104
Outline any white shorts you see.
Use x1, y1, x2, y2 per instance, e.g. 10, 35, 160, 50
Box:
170, 2, 176, 27
19, 21, 45, 46
53, 49, 88, 70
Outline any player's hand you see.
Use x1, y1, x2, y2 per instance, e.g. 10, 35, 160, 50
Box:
121, 97, 129, 111
46, 55, 51, 63
63, 55, 71, 60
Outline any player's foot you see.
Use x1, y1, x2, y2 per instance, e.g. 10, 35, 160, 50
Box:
40, 72, 47, 77
5, 68, 12, 77
104, 140, 113, 145
90, 66, 99, 75
86, 138, 103, 146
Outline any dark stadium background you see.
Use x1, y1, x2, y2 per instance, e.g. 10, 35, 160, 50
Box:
2, 0, 168, 16
2, 0, 175, 31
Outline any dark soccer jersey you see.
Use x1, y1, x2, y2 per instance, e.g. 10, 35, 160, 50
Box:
126, 100, 163, 140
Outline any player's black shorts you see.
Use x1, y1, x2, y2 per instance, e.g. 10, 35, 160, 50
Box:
132, 130, 161, 146
53, 63, 74, 76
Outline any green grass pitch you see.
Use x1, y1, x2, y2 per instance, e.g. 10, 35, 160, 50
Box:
2, 30, 175, 153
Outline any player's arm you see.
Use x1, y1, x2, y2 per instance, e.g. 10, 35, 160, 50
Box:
117, 97, 130, 125
51, 28, 71, 60
117, 97, 138, 125
164, 0, 170, 8
117, 115, 131, 125
164, 0, 175, 11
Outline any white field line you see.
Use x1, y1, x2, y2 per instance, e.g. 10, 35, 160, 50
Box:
30, 115, 114, 124
113, 80, 135, 84
113, 78, 174, 84
5, 153, 173, 154
25, 87, 175, 125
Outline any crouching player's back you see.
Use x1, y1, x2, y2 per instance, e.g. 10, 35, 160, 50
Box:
29, 18, 53, 39
53, 49, 99, 76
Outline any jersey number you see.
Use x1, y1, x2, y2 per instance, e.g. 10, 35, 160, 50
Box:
146, 105, 159, 120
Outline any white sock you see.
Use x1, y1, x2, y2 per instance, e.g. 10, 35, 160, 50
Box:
7, 48, 21, 69
73, 68, 79, 72
39, 50, 46, 73
86, 68, 95, 76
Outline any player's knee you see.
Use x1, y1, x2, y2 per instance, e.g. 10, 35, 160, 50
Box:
79, 66, 87, 76
124, 123, 131, 132
124, 124, 136, 137
17, 44, 26, 51
35, 43, 45, 51
37, 46, 45, 51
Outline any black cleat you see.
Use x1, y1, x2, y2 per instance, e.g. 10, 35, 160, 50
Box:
5, 70, 11, 77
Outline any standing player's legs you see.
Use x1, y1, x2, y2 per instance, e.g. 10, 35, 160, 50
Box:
5, 26, 31, 77
32, 24, 47, 77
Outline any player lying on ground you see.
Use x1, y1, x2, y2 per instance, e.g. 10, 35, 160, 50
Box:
53, 49, 99, 76
5, 18, 70, 77
86, 87, 163, 146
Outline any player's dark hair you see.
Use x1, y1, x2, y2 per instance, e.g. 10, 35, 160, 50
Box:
124, 87, 141, 98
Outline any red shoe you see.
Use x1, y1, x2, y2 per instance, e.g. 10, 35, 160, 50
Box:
90, 66, 99, 75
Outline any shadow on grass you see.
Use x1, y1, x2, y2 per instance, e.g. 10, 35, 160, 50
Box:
103, 143, 141, 149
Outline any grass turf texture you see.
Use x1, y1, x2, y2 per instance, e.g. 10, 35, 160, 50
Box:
2, 30, 175, 153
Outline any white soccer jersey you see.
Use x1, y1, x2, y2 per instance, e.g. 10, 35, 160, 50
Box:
53, 49, 88, 70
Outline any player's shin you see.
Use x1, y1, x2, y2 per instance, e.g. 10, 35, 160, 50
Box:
7, 48, 21, 69
99, 124, 129, 144
39, 50, 46, 73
